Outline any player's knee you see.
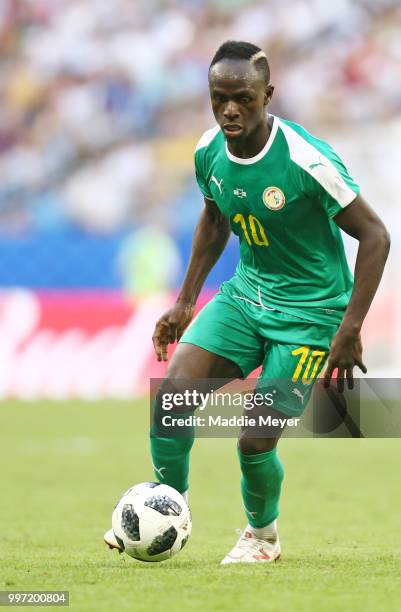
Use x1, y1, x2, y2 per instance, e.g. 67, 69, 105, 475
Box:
238, 435, 278, 454
167, 359, 195, 380
166, 344, 204, 379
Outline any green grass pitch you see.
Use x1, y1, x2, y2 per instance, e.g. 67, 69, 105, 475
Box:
1, 400, 400, 611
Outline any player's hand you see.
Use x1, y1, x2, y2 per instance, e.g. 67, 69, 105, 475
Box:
152, 302, 195, 362
324, 328, 367, 392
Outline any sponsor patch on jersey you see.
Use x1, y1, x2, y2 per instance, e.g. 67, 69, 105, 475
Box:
262, 187, 285, 211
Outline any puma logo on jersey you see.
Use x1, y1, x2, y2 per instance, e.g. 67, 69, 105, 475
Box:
211, 175, 223, 194
292, 388, 306, 404
309, 157, 326, 170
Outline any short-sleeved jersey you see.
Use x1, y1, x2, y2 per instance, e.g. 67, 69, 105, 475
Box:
194, 115, 360, 325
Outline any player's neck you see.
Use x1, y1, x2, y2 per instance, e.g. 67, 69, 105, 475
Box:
226, 114, 273, 159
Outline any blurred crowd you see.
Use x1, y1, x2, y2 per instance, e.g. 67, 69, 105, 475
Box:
0, 0, 401, 236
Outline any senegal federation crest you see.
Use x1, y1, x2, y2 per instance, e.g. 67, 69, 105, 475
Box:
263, 187, 285, 211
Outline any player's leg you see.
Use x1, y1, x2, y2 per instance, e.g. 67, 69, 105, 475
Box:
150, 342, 242, 497
239, 310, 333, 543
221, 404, 285, 564
222, 333, 329, 564
106, 343, 244, 551
150, 291, 264, 497
237, 410, 284, 529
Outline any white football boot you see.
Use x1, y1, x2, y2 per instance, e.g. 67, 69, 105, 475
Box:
104, 529, 123, 552
221, 528, 281, 565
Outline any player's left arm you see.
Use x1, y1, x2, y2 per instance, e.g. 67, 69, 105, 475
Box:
324, 194, 391, 391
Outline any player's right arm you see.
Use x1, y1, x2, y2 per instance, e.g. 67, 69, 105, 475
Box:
152, 197, 230, 361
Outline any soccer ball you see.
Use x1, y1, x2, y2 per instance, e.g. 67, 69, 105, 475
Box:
111, 482, 192, 562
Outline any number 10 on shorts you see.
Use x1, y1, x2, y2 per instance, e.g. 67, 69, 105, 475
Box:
291, 346, 326, 385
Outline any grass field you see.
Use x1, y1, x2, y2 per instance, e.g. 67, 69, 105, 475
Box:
1, 400, 400, 612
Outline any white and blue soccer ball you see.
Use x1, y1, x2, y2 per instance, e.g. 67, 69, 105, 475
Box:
111, 482, 192, 562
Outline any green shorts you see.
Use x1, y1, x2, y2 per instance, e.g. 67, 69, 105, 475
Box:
180, 279, 341, 417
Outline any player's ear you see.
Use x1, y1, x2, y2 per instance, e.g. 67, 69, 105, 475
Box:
264, 84, 274, 105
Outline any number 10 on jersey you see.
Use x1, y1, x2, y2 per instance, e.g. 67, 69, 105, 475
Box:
233, 213, 269, 247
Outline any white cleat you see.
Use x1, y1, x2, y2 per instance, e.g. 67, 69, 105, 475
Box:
104, 528, 123, 553
221, 529, 281, 565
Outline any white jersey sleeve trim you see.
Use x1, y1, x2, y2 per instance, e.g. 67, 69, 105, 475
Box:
278, 119, 357, 207
195, 125, 220, 152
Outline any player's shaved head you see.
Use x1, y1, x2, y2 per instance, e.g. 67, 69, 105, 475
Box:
209, 40, 270, 86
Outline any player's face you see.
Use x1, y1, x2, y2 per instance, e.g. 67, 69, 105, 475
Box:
209, 59, 273, 141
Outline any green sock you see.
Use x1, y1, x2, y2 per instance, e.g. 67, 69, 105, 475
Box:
150, 396, 195, 494
150, 434, 194, 494
238, 447, 284, 528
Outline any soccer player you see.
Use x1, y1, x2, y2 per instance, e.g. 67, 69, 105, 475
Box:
106, 41, 390, 563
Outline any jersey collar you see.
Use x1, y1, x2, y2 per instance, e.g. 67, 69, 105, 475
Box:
225, 115, 278, 165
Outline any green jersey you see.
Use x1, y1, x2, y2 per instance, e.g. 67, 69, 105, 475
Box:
194, 115, 360, 325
